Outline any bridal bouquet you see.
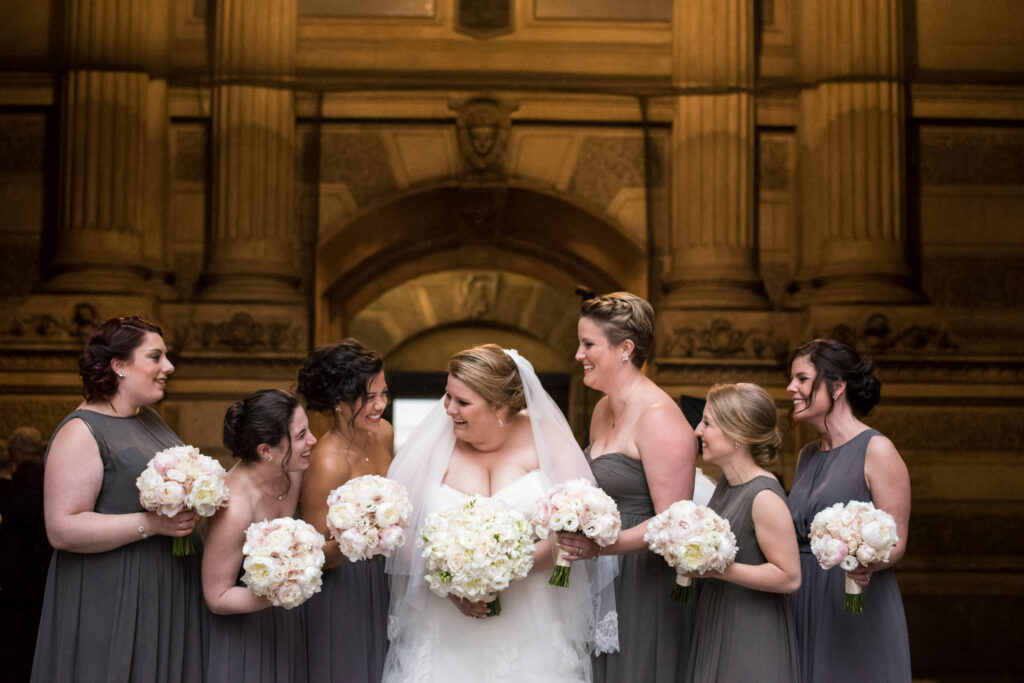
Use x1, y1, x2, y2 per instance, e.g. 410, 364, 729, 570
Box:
136, 445, 230, 556
419, 494, 535, 616
644, 500, 738, 604
241, 517, 326, 609
809, 500, 899, 613
530, 478, 621, 587
325, 474, 412, 562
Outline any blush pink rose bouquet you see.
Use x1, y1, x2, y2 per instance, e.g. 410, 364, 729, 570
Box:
809, 500, 899, 613
136, 445, 230, 556
644, 499, 738, 604
530, 478, 621, 587
325, 474, 412, 562
419, 494, 534, 617
242, 517, 326, 609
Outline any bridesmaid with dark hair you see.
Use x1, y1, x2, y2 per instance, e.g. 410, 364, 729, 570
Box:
297, 339, 393, 683
32, 315, 205, 683
787, 339, 911, 682
203, 389, 318, 683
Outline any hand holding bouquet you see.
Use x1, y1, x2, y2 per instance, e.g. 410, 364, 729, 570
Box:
419, 494, 534, 616
136, 445, 230, 555
809, 500, 899, 613
644, 500, 738, 604
242, 517, 326, 609
531, 478, 621, 587
326, 474, 412, 562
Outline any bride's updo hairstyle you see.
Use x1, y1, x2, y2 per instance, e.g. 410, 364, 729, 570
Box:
79, 315, 163, 401
705, 383, 783, 467
447, 344, 526, 414
223, 389, 300, 468
296, 338, 384, 420
579, 291, 654, 369
789, 339, 881, 418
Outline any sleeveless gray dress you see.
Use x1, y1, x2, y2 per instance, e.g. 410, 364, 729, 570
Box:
304, 556, 389, 682
586, 450, 694, 683
31, 407, 207, 683
687, 475, 799, 682
206, 592, 309, 683
788, 429, 911, 683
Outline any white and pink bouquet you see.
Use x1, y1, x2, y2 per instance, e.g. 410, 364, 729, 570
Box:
644, 499, 738, 604
809, 500, 899, 613
419, 494, 535, 617
136, 445, 230, 556
241, 517, 326, 609
531, 478, 621, 587
325, 474, 412, 562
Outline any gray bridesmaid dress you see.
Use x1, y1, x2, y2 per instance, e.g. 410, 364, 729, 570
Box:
586, 450, 695, 683
304, 557, 389, 683
788, 428, 911, 683
686, 475, 799, 682
206, 598, 309, 683
31, 407, 207, 683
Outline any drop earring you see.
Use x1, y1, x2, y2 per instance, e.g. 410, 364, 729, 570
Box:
267, 455, 273, 463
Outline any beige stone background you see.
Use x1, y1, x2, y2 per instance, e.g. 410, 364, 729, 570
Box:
0, 1, 1021, 679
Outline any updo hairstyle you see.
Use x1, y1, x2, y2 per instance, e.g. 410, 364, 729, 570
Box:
296, 339, 385, 422
79, 315, 163, 401
579, 291, 654, 368
789, 339, 881, 418
223, 389, 300, 470
447, 344, 526, 414
705, 383, 783, 466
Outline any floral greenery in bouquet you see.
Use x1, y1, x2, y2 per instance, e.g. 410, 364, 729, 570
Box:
326, 474, 412, 562
136, 445, 230, 556
242, 517, 326, 609
419, 494, 534, 617
644, 499, 738, 604
530, 478, 621, 587
809, 500, 899, 613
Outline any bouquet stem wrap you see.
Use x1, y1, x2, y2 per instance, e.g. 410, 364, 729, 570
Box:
550, 547, 572, 587
173, 535, 194, 557
671, 573, 693, 605
844, 574, 864, 613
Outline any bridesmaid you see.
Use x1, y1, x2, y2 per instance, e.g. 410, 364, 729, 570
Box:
561, 291, 702, 683
296, 340, 393, 683
786, 339, 911, 682
686, 383, 800, 682
203, 390, 318, 683
32, 316, 205, 683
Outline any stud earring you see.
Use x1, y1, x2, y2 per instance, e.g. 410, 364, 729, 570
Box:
832, 393, 839, 400
621, 355, 628, 363
497, 417, 504, 428
118, 372, 125, 378
267, 455, 273, 463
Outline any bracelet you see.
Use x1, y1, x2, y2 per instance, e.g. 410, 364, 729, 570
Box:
138, 523, 150, 539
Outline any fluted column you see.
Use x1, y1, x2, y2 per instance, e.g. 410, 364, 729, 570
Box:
204, 0, 299, 302
665, 0, 765, 309
47, 0, 166, 293
800, 0, 919, 303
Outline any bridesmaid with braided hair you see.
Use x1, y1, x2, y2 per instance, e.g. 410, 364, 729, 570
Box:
786, 339, 911, 682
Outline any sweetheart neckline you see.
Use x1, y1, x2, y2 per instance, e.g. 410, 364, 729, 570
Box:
440, 469, 542, 498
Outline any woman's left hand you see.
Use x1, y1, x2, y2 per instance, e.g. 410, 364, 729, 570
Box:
555, 532, 601, 561
846, 563, 879, 588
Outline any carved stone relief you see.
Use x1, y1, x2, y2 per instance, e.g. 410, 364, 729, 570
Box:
661, 318, 787, 360
568, 136, 647, 211
171, 312, 302, 354
821, 312, 957, 355
450, 97, 517, 179
0, 302, 101, 346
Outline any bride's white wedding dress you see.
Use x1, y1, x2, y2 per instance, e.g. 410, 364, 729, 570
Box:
382, 470, 594, 683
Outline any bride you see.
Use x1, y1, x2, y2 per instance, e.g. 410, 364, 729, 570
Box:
383, 344, 618, 683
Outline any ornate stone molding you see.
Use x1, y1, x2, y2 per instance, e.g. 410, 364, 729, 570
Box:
661, 318, 786, 360
170, 312, 303, 354
0, 302, 100, 346
819, 312, 957, 355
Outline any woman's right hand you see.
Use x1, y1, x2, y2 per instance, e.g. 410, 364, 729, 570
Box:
447, 594, 491, 619
146, 509, 198, 537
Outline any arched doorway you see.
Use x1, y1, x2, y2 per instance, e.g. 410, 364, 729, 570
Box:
314, 184, 647, 440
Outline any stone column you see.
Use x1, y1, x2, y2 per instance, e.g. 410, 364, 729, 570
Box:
664, 0, 765, 309
801, 0, 919, 303
203, 0, 300, 302
47, 0, 166, 293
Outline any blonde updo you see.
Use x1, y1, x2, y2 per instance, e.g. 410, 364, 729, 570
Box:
579, 291, 654, 368
705, 383, 782, 466
447, 344, 526, 414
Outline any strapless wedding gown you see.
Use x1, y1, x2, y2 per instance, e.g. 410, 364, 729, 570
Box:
383, 470, 593, 683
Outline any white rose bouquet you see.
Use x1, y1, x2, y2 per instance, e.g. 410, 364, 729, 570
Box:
530, 478, 621, 587
241, 517, 326, 609
136, 445, 230, 556
644, 499, 738, 604
325, 474, 412, 562
809, 500, 899, 613
419, 494, 535, 616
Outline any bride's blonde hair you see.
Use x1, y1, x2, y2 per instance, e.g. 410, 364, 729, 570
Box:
447, 344, 526, 413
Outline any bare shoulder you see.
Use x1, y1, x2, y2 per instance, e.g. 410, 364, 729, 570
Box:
636, 385, 688, 433
865, 433, 904, 465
